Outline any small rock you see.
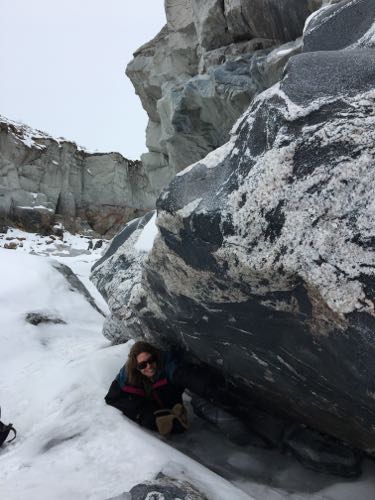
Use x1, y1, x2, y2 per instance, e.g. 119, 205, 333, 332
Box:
51, 224, 64, 238
25, 312, 67, 326
106, 474, 208, 500
4, 242, 18, 249
93, 239, 103, 250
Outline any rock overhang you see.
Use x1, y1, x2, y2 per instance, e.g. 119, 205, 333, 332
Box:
93, 0, 375, 454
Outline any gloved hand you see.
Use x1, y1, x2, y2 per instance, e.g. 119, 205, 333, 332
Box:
154, 404, 189, 436
154, 409, 175, 436
171, 403, 189, 430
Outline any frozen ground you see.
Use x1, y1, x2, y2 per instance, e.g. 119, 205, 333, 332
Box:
0, 226, 374, 500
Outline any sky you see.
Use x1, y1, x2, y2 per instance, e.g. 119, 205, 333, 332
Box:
0, 0, 166, 160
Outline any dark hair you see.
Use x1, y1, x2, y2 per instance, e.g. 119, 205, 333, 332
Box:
126, 341, 161, 385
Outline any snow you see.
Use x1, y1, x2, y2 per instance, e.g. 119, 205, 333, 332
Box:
353, 18, 375, 48
176, 140, 235, 177
134, 212, 158, 252
274, 47, 295, 57
0, 114, 92, 153
1, 227, 375, 500
176, 198, 203, 218
303, 3, 332, 35
0, 114, 48, 150
18, 205, 54, 211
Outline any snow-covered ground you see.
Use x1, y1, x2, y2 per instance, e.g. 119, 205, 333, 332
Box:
0, 226, 375, 500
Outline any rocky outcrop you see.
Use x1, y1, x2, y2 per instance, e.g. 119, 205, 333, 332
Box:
0, 116, 156, 237
92, 1, 375, 454
91, 211, 155, 344
126, 0, 323, 192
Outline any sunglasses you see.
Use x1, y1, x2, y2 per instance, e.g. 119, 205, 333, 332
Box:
136, 355, 156, 371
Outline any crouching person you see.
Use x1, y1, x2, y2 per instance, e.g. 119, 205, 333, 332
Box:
105, 341, 189, 436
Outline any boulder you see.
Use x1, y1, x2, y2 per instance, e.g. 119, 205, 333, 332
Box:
92, 2, 375, 453
303, 0, 375, 52
11, 205, 55, 235
91, 211, 155, 342
3, 241, 19, 250
106, 473, 208, 500
0, 116, 156, 237
223, 0, 323, 43
126, 0, 323, 192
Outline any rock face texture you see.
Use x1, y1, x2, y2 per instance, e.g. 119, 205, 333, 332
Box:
93, 1, 375, 454
0, 116, 156, 237
91, 211, 155, 344
303, 0, 375, 52
126, 0, 323, 192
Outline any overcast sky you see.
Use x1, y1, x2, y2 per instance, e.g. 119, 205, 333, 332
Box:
0, 0, 166, 159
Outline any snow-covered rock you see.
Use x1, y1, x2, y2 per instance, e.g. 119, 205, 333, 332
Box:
91, 211, 156, 343
0, 244, 253, 500
108, 473, 208, 500
93, 1, 375, 454
0, 116, 156, 237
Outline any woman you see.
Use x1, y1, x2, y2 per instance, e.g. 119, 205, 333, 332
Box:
105, 341, 189, 435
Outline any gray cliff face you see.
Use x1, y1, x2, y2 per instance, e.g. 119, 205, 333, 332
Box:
126, 0, 323, 192
93, 1, 375, 453
0, 116, 156, 236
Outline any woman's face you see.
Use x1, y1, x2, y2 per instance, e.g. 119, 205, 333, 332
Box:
136, 351, 157, 378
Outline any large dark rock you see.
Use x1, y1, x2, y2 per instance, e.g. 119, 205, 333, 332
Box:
91, 212, 155, 343
303, 0, 375, 52
92, 1, 375, 455
225, 0, 322, 42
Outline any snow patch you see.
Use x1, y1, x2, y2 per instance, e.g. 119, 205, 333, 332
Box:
134, 212, 158, 252
176, 198, 202, 218
177, 140, 235, 177
18, 205, 54, 212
